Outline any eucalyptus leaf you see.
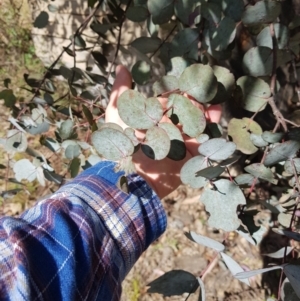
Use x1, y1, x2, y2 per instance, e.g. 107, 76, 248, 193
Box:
147, 0, 174, 24
198, 138, 236, 161
284, 159, 300, 174
59, 120, 74, 140
201, 2, 222, 23
241, 0, 281, 27
0, 89, 16, 107
65, 144, 81, 159
245, 163, 278, 184
250, 133, 269, 147
235, 173, 258, 186
243, 46, 274, 77
185, 231, 225, 252
69, 157, 81, 178
235, 266, 283, 279
214, 0, 244, 22
220, 252, 250, 286
158, 123, 186, 161
174, 0, 202, 24
264, 141, 300, 166
262, 131, 284, 144
179, 64, 218, 103
34, 11, 49, 29
5, 129, 27, 152
201, 179, 246, 231
91, 128, 134, 161
141, 126, 170, 160
283, 265, 300, 299
153, 76, 179, 96
263, 247, 293, 259
195, 165, 225, 180
257, 24, 289, 50
236, 76, 271, 112
131, 37, 161, 54
228, 118, 262, 155
147, 270, 198, 296
13, 159, 37, 182
126, 6, 149, 22
118, 90, 163, 129
166, 57, 191, 78
43, 169, 63, 185
167, 94, 206, 137
180, 155, 208, 188
131, 61, 151, 85
210, 17, 236, 51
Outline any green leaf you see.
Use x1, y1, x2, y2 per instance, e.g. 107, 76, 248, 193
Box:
283, 265, 300, 299
141, 126, 170, 160
262, 131, 284, 143
65, 144, 81, 159
90, 22, 118, 34
210, 17, 236, 51
59, 120, 74, 140
174, 0, 202, 25
211, 66, 235, 104
167, 94, 206, 137
147, 0, 174, 24
245, 163, 278, 184
158, 123, 186, 160
250, 133, 269, 147
43, 169, 63, 185
153, 75, 179, 96
185, 231, 225, 252
235, 174, 258, 186
166, 57, 191, 78
241, 0, 281, 27
130, 37, 161, 53
126, 6, 149, 22
91, 51, 108, 68
0, 89, 16, 107
284, 159, 300, 174
213, 0, 244, 22
198, 138, 236, 161
264, 140, 300, 166
73, 35, 86, 48
236, 76, 271, 112
196, 165, 225, 179
118, 90, 163, 129
201, 179, 246, 231
147, 15, 159, 37
147, 270, 198, 296
228, 118, 262, 155
13, 159, 36, 182
5, 130, 27, 152
169, 28, 198, 58
201, 2, 222, 23
180, 155, 208, 188
82, 105, 94, 126
69, 157, 81, 178
41, 137, 60, 152
243, 47, 273, 77
179, 64, 218, 103
33, 11, 49, 28
256, 24, 289, 50
131, 61, 151, 85
91, 128, 134, 161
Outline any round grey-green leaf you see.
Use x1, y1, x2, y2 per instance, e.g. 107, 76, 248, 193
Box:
142, 126, 170, 160
262, 131, 284, 143
241, 1, 281, 27
153, 75, 179, 96
210, 17, 237, 51
65, 144, 81, 159
147, 0, 174, 24
166, 57, 191, 78
250, 133, 269, 147
167, 94, 206, 137
198, 138, 236, 161
59, 119, 74, 140
245, 163, 278, 184
179, 64, 218, 103
256, 24, 289, 50
118, 90, 163, 129
126, 6, 149, 22
130, 37, 161, 54
243, 47, 273, 77
180, 155, 208, 189
201, 2, 222, 23
132, 61, 151, 85
236, 76, 271, 112
34, 11, 49, 29
91, 128, 134, 161
284, 158, 300, 174
219, 0, 244, 22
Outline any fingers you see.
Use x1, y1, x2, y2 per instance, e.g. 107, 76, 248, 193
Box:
105, 65, 132, 125
107, 65, 132, 108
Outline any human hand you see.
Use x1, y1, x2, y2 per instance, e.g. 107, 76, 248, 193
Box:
106, 65, 222, 199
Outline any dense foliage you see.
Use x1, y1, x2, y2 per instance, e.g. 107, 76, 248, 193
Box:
1, 0, 300, 299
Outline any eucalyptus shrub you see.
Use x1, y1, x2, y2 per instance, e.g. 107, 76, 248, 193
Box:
1, 0, 300, 300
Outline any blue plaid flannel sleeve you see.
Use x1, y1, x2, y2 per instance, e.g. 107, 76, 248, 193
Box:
0, 161, 167, 301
